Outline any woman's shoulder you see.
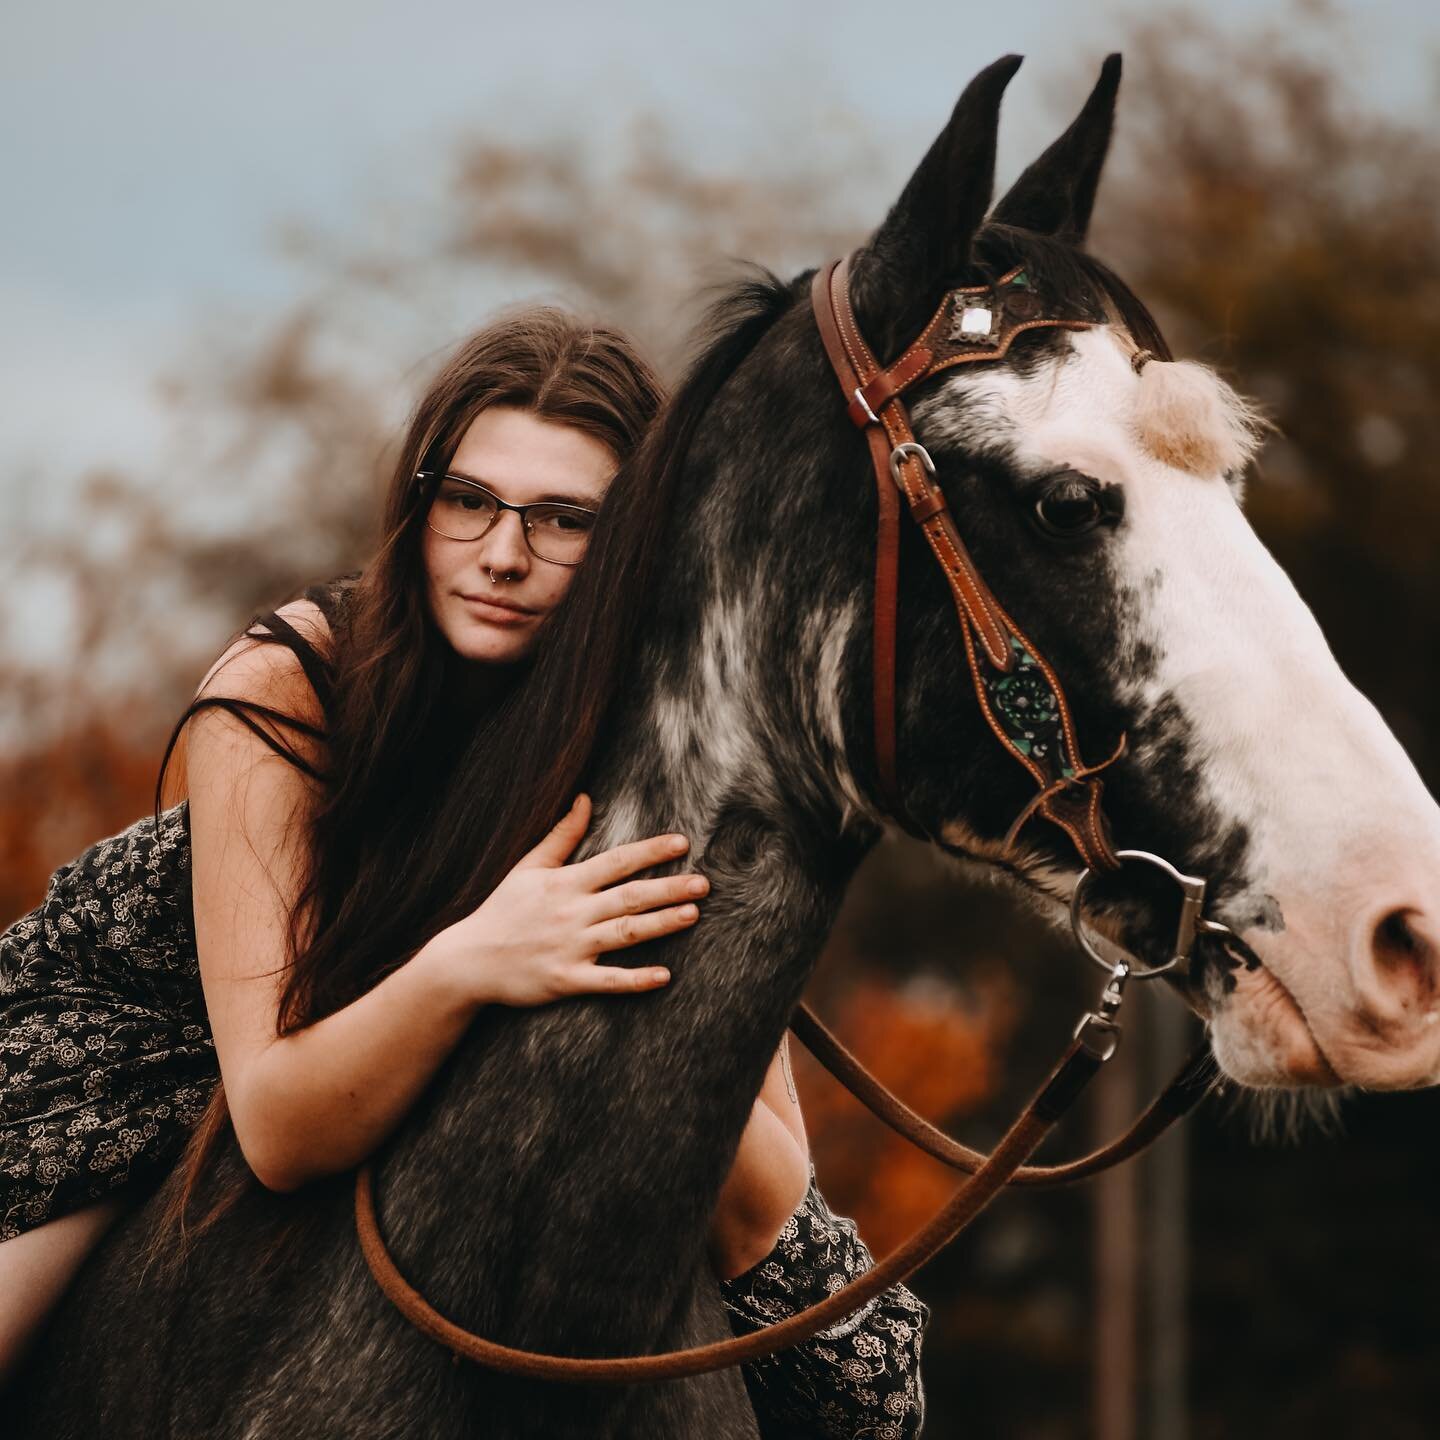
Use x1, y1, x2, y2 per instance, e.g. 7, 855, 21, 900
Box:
168, 575, 359, 795
195, 586, 344, 722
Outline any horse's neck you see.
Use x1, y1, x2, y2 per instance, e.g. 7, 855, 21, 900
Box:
375, 648, 875, 1353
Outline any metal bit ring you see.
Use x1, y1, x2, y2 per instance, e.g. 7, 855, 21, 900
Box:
1070, 849, 1233, 979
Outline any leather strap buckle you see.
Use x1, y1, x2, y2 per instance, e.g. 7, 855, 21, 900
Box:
851, 385, 881, 426
888, 440, 935, 487
889, 442, 948, 523
1073, 1014, 1123, 1063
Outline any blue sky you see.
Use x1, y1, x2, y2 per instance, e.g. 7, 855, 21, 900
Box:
2, 0, 1436, 493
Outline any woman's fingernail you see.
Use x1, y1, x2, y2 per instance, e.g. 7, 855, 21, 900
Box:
687, 877, 708, 896
652, 969, 671, 984
669, 834, 689, 852
679, 904, 699, 920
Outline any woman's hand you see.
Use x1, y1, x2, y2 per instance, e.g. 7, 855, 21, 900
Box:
431, 792, 707, 1009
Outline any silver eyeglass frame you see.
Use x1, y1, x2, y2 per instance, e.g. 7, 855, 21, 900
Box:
415, 470, 599, 567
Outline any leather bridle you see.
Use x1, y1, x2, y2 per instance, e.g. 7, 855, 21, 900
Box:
351, 255, 1231, 1384
811, 254, 1126, 869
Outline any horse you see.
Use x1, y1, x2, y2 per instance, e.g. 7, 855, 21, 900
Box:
15, 53, 1440, 1438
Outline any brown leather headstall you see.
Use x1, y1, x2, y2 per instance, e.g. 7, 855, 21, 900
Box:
810, 255, 1125, 871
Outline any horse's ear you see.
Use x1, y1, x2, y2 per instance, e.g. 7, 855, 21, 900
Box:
990, 53, 1122, 244
851, 54, 1023, 349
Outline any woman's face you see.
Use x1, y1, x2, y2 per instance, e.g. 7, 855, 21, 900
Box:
422, 405, 618, 664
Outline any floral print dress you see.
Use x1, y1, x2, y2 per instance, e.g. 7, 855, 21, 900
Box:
0, 598, 929, 1436
0, 801, 214, 1239
720, 1161, 930, 1438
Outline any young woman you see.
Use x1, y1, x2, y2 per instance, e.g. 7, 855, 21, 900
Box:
0, 307, 928, 1432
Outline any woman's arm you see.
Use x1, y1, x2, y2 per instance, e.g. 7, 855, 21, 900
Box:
185, 601, 707, 1193
708, 1036, 810, 1280
711, 1038, 929, 1438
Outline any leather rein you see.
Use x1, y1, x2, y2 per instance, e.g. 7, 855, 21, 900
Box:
351, 255, 1226, 1383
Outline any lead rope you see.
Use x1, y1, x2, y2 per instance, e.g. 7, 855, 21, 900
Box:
354, 1018, 1118, 1384
787, 1001, 1215, 1186
353, 967, 1220, 1381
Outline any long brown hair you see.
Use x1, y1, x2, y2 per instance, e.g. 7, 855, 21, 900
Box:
154, 305, 666, 1236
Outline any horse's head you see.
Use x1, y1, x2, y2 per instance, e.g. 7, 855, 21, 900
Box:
687, 54, 1440, 1093
852, 54, 1440, 1091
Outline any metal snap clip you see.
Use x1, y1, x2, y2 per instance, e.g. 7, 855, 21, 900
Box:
1073, 959, 1130, 1061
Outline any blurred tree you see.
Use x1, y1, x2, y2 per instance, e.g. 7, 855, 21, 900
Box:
1097, 3, 1440, 775
1, 121, 870, 905
1, 122, 875, 725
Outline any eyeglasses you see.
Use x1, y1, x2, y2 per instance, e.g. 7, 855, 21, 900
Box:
415, 471, 600, 567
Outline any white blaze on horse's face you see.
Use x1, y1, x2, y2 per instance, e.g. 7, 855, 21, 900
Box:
917, 326, 1440, 1091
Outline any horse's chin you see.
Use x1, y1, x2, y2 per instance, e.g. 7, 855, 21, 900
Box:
1208, 964, 1345, 1090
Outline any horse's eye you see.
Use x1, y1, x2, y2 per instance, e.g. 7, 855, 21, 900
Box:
1031, 473, 1108, 539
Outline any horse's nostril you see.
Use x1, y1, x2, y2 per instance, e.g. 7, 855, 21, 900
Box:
1376, 909, 1419, 956
1370, 908, 1435, 1008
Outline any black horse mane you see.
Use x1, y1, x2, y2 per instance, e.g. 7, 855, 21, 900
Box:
649, 265, 801, 476
586, 265, 799, 751
971, 223, 1174, 362
659, 230, 1172, 456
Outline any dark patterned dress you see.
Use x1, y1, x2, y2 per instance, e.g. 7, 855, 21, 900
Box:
0, 801, 213, 1239
720, 1161, 930, 1439
0, 591, 929, 1437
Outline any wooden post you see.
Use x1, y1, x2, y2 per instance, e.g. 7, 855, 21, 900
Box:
1145, 995, 1192, 1440
1093, 1012, 1140, 1440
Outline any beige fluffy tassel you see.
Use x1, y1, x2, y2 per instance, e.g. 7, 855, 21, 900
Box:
1131, 351, 1270, 476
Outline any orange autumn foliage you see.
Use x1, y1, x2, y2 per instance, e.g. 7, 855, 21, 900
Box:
0, 723, 164, 925
792, 972, 1020, 1255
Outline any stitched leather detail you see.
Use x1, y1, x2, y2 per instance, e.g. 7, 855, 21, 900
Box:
990, 599, 1084, 774
831, 260, 875, 387
811, 252, 1121, 868
846, 347, 935, 427
924, 513, 1012, 668
959, 617, 1048, 789
907, 487, 948, 523
880, 403, 1012, 670
926, 317, 1093, 373
812, 263, 908, 825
